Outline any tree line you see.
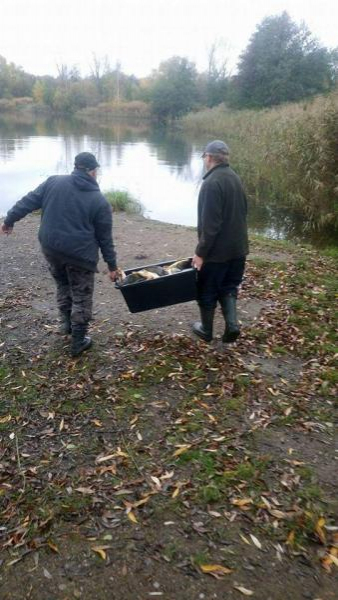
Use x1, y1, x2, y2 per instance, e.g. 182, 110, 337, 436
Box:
0, 13, 337, 120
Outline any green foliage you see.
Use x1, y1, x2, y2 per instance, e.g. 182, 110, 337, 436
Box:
104, 189, 143, 214
150, 56, 198, 121
233, 12, 336, 109
0, 55, 35, 99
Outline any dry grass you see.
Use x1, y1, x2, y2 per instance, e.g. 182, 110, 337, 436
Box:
182, 91, 338, 230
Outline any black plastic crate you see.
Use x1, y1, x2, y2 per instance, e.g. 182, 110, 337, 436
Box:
116, 258, 197, 313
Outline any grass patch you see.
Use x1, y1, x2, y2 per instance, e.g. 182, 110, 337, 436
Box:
105, 189, 143, 214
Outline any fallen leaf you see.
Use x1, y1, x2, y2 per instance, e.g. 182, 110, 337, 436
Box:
0, 415, 11, 424
132, 496, 150, 508
315, 517, 326, 545
43, 568, 52, 579
200, 564, 233, 578
75, 487, 95, 495
234, 585, 254, 595
269, 509, 287, 519
127, 511, 138, 524
173, 445, 191, 457
92, 546, 108, 560
172, 487, 180, 498
232, 498, 253, 507
286, 530, 295, 545
239, 534, 251, 545
250, 534, 262, 549
47, 540, 59, 553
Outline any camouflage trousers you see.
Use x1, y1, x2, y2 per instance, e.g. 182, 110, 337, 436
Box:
44, 253, 95, 326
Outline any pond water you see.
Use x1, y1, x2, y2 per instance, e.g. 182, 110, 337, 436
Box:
0, 114, 334, 246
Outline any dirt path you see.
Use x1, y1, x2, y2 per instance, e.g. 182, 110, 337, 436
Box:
0, 215, 337, 600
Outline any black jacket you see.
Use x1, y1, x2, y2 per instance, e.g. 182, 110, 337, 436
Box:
4, 170, 117, 272
195, 163, 249, 262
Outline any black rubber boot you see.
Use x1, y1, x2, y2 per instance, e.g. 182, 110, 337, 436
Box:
71, 324, 92, 357
59, 311, 72, 335
220, 295, 240, 343
192, 307, 215, 342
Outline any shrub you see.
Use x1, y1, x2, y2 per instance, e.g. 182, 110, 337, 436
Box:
104, 190, 143, 214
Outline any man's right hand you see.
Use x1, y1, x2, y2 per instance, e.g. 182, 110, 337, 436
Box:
1, 223, 13, 235
109, 270, 118, 282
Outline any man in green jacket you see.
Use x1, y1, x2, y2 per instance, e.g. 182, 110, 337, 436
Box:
192, 140, 248, 343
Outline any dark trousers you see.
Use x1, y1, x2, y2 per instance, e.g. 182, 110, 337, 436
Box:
197, 258, 246, 309
43, 253, 95, 325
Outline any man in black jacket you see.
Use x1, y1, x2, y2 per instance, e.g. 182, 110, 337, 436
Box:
192, 140, 248, 343
1, 152, 117, 356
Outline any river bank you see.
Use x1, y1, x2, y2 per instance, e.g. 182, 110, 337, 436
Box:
1, 214, 337, 599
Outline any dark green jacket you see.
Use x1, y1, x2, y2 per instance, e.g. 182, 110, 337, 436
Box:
196, 163, 249, 262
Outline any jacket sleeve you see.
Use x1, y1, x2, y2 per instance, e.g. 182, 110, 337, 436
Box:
195, 180, 224, 258
4, 180, 48, 227
94, 200, 117, 271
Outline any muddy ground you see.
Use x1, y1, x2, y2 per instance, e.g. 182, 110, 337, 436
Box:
0, 214, 337, 600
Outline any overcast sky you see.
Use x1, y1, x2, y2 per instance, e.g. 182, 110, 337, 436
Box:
1, 0, 337, 78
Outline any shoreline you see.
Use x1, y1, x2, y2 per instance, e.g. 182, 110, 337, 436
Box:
1, 213, 337, 599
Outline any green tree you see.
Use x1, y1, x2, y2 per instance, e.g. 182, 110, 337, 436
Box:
150, 56, 198, 121
233, 12, 336, 108
0, 55, 35, 99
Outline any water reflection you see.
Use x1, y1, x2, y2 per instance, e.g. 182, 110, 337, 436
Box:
0, 115, 336, 246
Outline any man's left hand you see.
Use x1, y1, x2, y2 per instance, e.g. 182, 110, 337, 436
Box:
192, 254, 204, 271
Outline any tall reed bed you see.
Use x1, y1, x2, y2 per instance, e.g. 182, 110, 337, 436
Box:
182, 92, 338, 231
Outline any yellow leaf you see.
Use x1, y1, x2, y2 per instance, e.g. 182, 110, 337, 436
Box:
173, 445, 191, 457
207, 414, 217, 422
92, 419, 102, 427
47, 540, 59, 553
328, 553, 338, 567
200, 564, 233, 577
0, 415, 12, 424
127, 511, 138, 524
239, 534, 251, 545
132, 496, 150, 508
234, 585, 254, 596
315, 517, 326, 544
286, 530, 295, 545
172, 487, 180, 498
232, 497, 253, 507
92, 546, 107, 560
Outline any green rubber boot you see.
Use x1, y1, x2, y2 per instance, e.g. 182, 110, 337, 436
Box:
220, 295, 240, 343
192, 307, 215, 342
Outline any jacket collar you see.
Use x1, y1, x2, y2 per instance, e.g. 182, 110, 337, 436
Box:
203, 163, 229, 180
